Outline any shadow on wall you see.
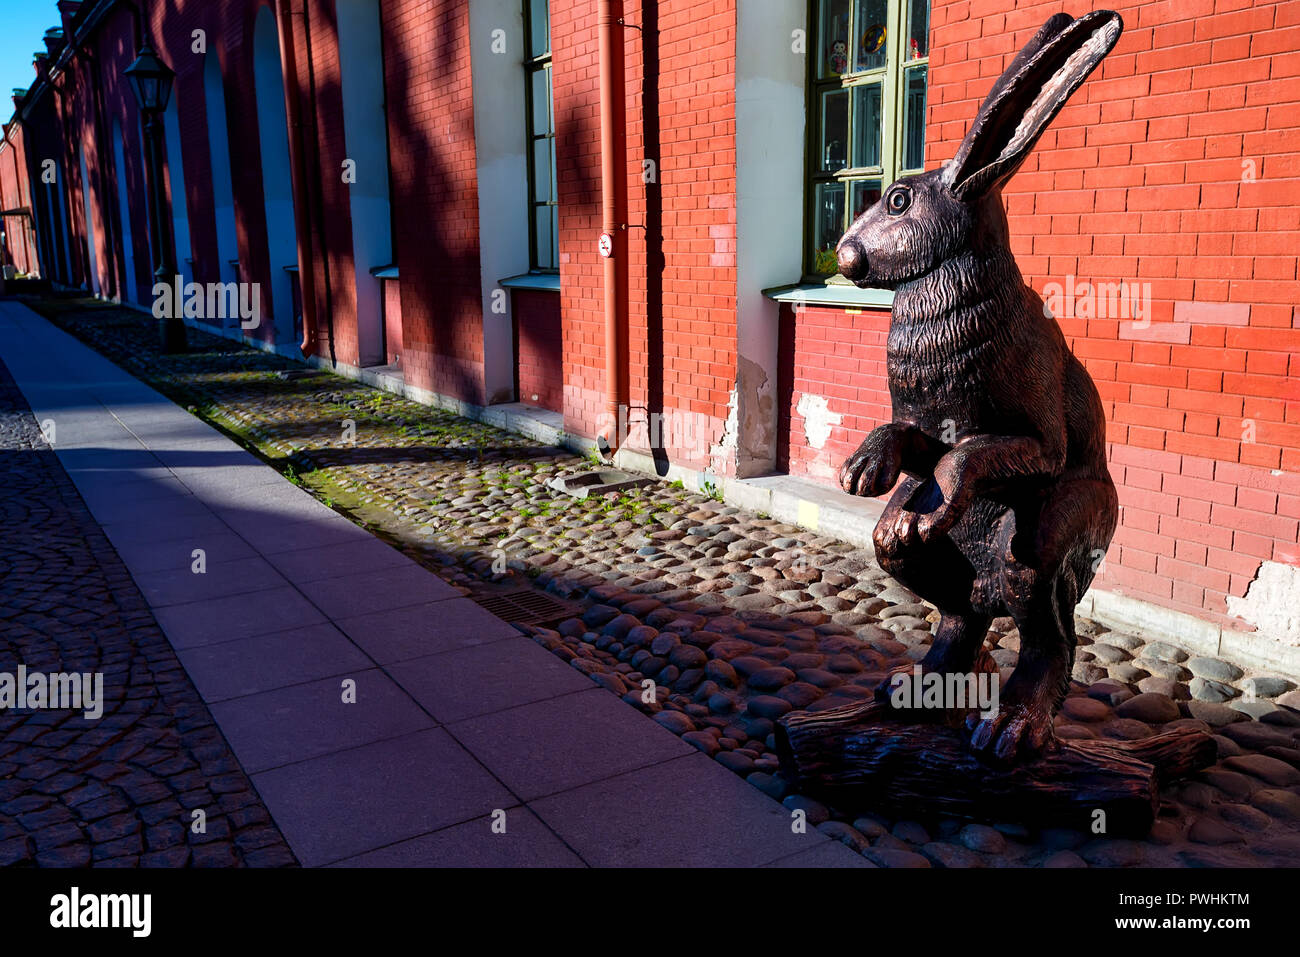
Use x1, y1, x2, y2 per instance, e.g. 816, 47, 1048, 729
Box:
377, 0, 498, 402
142, 0, 312, 352
641, 0, 667, 476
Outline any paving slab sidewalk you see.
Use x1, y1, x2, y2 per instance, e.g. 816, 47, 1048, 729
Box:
0, 355, 295, 866
0, 299, 862, 868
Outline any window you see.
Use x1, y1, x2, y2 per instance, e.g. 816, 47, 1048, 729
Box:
524, 0, 557, 272
806, 0, 930, 278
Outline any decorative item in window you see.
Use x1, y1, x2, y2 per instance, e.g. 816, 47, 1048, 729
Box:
829, 39, 848, 74
819, 0, 850, 78
906, 0, 929, 57
813, 249, 840, 275
861, 23, 886, 59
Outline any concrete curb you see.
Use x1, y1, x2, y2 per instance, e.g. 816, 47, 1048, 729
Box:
1078, 589, 1300, 680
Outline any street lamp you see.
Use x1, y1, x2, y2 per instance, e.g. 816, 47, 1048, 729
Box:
123, 39, 184, 353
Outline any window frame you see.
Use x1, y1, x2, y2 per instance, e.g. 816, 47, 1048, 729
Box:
523, 0, 558, 274
803, 0, 930, 282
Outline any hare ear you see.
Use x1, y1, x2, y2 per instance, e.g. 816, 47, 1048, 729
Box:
943, 10, 1123, 201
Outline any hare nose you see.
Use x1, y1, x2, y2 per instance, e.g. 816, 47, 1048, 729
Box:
837, 239, 867, 280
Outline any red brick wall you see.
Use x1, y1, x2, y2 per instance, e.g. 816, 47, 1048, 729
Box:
35, 0, 742, 456
16, 76, 69, 285
26, 0, 1299, 633
515, 289, 562, 413
0, 124, 39, 276
35, 0, 291, 326
786, 0, 1300, 628
300, 0, 361, 366
384, 278, 403, 364
779, 303, 891, 484
58, 55, 95, 294
163, 2, 215, 297
383, 0, 485, 403
553, 0, 739, 471
51, 0, 226, 307
24, 0, 484, 384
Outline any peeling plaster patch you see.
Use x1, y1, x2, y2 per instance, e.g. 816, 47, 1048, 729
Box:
709, 385, 740, 473
1227, 560, 1300, 647
795, 392, 842, 449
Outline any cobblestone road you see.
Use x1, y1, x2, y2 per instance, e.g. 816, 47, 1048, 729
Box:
0, 357, 295, 867
25, 296, 1300, 868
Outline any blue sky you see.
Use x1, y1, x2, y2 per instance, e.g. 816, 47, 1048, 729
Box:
0, 3, 65, 115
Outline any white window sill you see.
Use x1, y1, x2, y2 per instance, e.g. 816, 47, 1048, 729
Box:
500, 272, 560, 292
762, 281, 895, 310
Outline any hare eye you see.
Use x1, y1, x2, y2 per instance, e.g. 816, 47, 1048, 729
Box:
887, 188, 911, 215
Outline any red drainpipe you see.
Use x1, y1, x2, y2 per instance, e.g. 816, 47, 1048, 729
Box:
596, 0, 629, 457
273, 0, 321, 357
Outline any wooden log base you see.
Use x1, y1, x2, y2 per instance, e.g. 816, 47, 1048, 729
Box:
775, 700, 1216, 838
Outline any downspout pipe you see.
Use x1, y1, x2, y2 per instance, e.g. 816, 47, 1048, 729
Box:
273, 0, 322, 357
596, 0, 629, 457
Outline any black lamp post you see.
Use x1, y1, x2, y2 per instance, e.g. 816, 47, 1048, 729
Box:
123, 39, 185, 353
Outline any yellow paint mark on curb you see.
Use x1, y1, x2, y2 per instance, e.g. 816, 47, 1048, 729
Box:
797, 499, 819, 532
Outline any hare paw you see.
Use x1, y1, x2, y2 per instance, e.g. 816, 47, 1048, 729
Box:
873, 507, 925, 552
840, 436, 901, 497
914, 502, 964, 543
965, 700, 1055, 763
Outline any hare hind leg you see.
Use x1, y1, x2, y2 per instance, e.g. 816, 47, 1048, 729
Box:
875, 612, 995, 708
872, 477, 995, 704
872, 477, 983, 614
967, 478, 1118, 762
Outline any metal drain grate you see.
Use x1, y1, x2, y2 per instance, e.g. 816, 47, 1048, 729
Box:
471, 588, 577, 627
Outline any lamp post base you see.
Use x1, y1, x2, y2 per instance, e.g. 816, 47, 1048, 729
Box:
159, 317, 187, 354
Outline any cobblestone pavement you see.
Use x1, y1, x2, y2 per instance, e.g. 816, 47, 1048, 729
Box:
28, 296, 1300, 867
0, 355, 296, 868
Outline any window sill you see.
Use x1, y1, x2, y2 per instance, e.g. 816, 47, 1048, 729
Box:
500, 272, 560, 292
762, 281, 895, 310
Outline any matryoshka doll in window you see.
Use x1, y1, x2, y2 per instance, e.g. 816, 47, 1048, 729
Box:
829, 39, 848, 75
